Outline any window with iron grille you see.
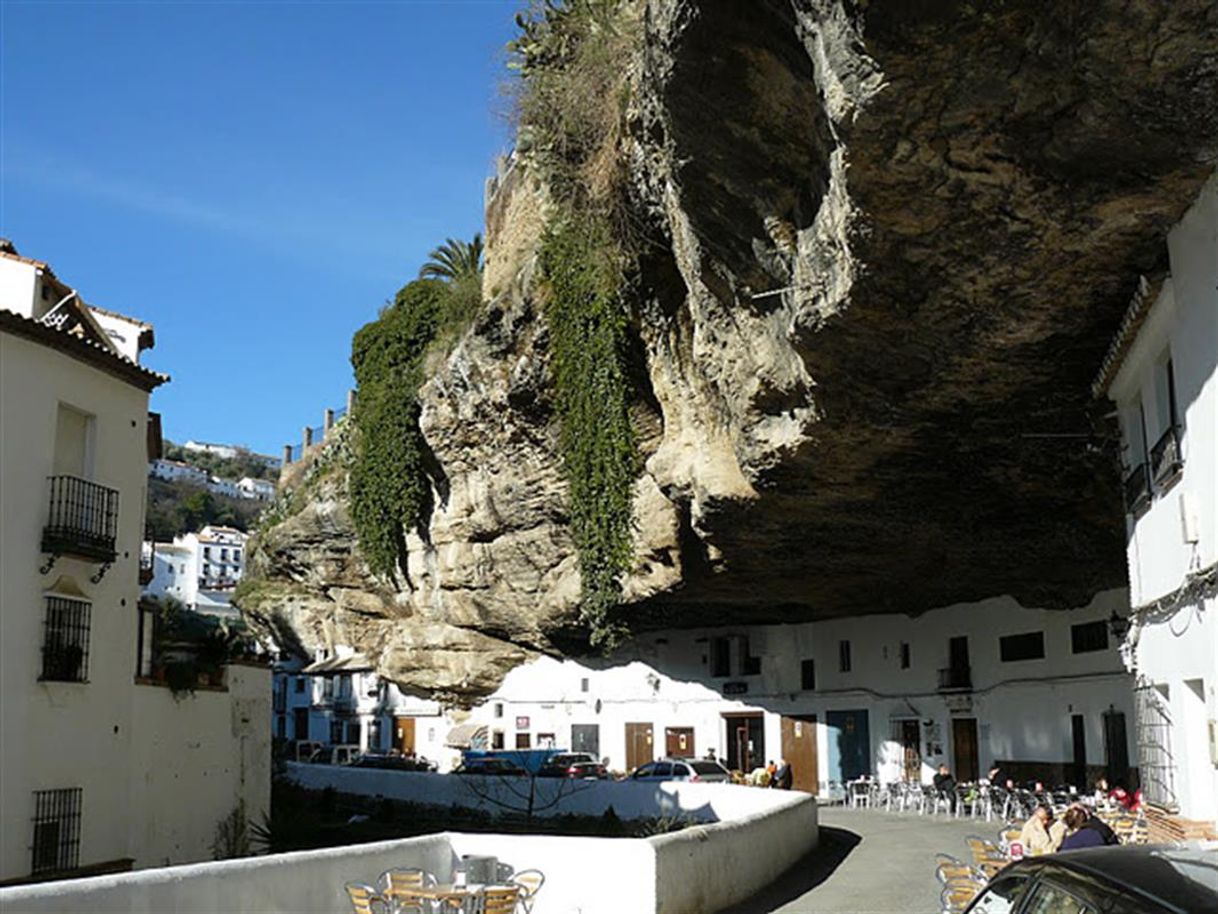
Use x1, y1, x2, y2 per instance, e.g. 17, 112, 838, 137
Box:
41, 597, 90, 682
31, 788, 82, 874
1071, 620, 1109, 654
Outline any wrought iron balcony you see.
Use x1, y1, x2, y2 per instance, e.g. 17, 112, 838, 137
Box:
41, 476, 119, 564
938, 665, 972, 691
1150, 425, 1183, 485
1123, 463, 1151, 513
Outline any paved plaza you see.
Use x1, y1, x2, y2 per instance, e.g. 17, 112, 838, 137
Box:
726, 805, 995, 914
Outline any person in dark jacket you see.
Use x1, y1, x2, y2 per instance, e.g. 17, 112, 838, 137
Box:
933, 763, 957, 811
1059, 805, 1120, 850
771, 759, 793, 790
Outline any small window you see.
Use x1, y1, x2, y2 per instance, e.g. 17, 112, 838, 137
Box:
203, 546, 211, 558
491, 731, 505, 750
1071, 620, 1109, 654
899, 642, 911, 669
330, 720, 343, 743
800, 658, 816, 691
515, 733, 531, 749
494, 702, 504, 718
839, 640, 852, 673
741, 637, 762, 675
999, 631, 1045, 662
294, 677, 305, 693
580, 677, 590, 693
710, 637, 731, 677
41, 597, 90, 682
31, 788, 82, 875
276, 716, 287, 739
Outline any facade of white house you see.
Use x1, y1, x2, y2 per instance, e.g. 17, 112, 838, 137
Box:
237, 476, 275, 501
455, 590, 1135, 792
0, 243, 270, 883
1098, 172, 1218, 823
145, 525, 247, 616
184, 440, 281, 471
148, 458, 207, 486
273, 648, 446, 762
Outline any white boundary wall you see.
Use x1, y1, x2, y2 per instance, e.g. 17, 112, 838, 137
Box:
0, 792, 816, 914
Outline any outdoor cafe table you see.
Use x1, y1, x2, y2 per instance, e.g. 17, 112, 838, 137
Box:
406, 883, 509, 913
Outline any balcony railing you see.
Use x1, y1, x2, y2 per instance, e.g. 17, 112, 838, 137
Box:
41, 476, 119, 563
1150, 425, 1183, 485
1123, 463, 1151, 513
937, 665, 972, 691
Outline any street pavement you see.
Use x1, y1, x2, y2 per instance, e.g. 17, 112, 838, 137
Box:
722, 804, 996, 914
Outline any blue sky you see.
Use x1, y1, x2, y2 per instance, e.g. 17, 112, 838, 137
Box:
1, 0, 521, 456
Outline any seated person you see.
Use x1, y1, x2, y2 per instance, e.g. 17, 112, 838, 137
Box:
1019, 805, 1066, 855
933, 763, 958, 810
1059, 806, 1119, 850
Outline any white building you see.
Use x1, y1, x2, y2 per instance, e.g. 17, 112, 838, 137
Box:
1096, 172, 1217, 824
273, 647, 446, 762
184, 440, 281, 472
205, 475, 241, 499
458, 590, 1134, 791
148, 458, 207, 486
146, 525, 247, 615
0, 242, 269, 883
237, 476, 275, 502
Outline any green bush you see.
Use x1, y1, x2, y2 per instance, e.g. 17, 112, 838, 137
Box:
348, 280, 449, 580
540, 214, 637, 647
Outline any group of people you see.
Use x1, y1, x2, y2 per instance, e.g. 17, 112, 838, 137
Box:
1019, 802, 1121, 854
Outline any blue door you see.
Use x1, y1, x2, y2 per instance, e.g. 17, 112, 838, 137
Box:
826, 709, 871, 781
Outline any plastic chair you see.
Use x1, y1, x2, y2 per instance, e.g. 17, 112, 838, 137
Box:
345, 882, 391, 914
509, 869, 545, 913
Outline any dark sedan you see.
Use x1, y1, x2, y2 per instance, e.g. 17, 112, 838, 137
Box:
451, 757, 527, 776
537, 753, 609, 779
965, 845, 1218, 914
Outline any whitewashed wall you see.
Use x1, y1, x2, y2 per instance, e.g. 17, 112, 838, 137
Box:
1107, 171, 1218, 820
0, 795, 816, 914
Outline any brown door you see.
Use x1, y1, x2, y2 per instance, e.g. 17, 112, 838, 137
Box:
665, 727, 695, 758
294, 708, 310, 741
395, 716, 416, 754
625, 722, 654, 771
952, 717, 979, 782
780, 715, 818, 793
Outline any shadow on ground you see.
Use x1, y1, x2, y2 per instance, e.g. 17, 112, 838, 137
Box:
719, 826, 863, 914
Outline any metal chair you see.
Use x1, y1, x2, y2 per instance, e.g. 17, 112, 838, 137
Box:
509, 869, 544, 914
380, 868, 436, 914
345, 882, 391, 914
477, 886, 520, 914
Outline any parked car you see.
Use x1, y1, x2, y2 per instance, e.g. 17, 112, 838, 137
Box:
964, 846, 1218, 914
307, 744, 361, 766
452, 757, 528, 776
537, 752, 609, 779
351, 752, 437, 772
630, 758, 732, 783
294, 740, 323, 763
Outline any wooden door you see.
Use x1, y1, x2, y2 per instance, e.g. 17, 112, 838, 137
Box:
395, 716, 416, 754
625, 722, 654, 771
780, 715, 818, 793
898, 719, 921, 782
952, 717, 979, 782
665, 727, 695, 758
293, 708, 310, 742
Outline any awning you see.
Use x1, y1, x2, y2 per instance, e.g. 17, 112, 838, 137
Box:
446, 723, 489, 750
302, 653, 374, 676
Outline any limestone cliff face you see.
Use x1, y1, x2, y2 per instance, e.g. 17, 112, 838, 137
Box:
245, 0, 1218, 701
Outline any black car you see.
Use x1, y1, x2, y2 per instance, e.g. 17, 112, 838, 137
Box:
965, 846, 1218, 914
537, 752, 609, 779
452, 757, 528, 776
351, 753, 436, 772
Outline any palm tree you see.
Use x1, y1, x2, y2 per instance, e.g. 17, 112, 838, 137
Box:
418, 234, 483, 281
